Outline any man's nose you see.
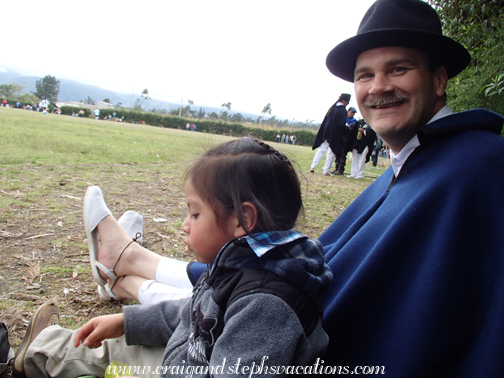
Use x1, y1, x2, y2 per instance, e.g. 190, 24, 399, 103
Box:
369, 73, 393, 95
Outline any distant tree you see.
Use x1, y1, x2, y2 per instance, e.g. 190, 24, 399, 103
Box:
19, 93, 40, 104
188, 99, 194, 106
103, 98, 110, 103
221, 102, 231, 110
134, 98, 142, 111
219, 111, 229, 120
261, 103, 272, 115
136, 89, 151, 110
0, 83, 39, 104
82, 96, 95, 105
0, 83, 22, 98
230, 113, 244, 122
209, 112, 219, 120
116, 102, 123, 108
183, 105, 192, 117
33, 75, 60, 102
198, 107, 205, 119
141, 89, 151, 101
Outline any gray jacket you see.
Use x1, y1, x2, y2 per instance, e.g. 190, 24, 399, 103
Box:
123, 236, 332, 377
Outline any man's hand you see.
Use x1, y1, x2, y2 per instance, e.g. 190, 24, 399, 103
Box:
74, 313, 125, 348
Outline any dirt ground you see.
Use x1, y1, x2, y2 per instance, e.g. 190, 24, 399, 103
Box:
0, 170, 195, 377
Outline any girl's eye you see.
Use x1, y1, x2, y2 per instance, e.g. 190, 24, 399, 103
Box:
190, 214, 198, 219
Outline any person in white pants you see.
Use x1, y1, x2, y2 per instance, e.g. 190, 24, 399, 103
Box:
310, 93, 351, 175
349, 121, 376, 179
310, 140, 336, 176
351, 145, 369, 179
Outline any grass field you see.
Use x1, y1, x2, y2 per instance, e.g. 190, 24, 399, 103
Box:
0, 106, 386, 375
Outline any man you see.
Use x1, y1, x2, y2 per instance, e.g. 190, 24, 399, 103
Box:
346, 106, 357, 127
371, 134, 384, 167
320, 0, 504, 376
309, 93, 350, 175
349, 119, 376, 178
330, 106, 359, 175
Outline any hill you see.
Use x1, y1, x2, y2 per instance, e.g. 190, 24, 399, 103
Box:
0, 68, 264, 120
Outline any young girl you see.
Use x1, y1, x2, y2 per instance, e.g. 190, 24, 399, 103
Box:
17, 137, 332, 378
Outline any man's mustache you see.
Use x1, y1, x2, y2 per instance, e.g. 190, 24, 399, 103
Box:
365, 94, 409, 108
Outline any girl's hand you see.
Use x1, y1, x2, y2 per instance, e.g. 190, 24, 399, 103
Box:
74, 313, 125, 348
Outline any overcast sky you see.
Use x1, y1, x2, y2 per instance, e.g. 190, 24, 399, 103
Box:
1, 0, 376, 122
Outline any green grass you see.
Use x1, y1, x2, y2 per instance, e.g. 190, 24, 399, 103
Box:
0, 106, 386, 238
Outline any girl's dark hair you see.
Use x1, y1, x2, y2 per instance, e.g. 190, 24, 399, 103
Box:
185, 137, 302, 234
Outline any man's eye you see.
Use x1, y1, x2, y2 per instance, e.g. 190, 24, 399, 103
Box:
356, 73, 373, 81
391, 67, 408, 74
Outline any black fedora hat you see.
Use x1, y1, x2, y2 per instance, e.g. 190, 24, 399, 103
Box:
326, 0, 471, 82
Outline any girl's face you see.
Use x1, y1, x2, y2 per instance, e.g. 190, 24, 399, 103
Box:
182, 180, 237, 263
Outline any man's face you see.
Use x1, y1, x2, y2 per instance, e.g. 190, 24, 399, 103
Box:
354, 46, 447, 152
347, 110, 356, 118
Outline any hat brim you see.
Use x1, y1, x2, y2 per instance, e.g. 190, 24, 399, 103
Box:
326, 29, 471, 82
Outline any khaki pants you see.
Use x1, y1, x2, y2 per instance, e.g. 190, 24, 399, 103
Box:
25, 326, 165, 378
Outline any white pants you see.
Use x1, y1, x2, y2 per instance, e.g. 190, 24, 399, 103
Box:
138, 257, 193, 305
310, 140, 335, 174
351, 146, 368, 178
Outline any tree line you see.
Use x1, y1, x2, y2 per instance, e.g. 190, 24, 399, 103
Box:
428, 0, 504, 117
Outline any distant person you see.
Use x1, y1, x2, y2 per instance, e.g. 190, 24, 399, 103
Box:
281, 133, 286, 143
309, 93, 351, 175
346, 107, 357, 127
276, 134, 280, 142
371, 135, 384, 167
93, 108, 100, 119
186, 123, 190, 131
291, 134, 296, 145
330, 106, 359, 175
349, 120, 376, 178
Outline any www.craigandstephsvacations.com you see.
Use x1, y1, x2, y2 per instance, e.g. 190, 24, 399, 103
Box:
105, 357, 386, 376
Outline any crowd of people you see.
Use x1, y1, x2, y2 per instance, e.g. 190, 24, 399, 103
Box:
1, 98, 60, 114
276, 133, 296, 145
7, 0, 504, 377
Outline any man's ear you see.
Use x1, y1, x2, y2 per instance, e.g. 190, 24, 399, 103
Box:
435, 66, 449, 97
233, 202, 258, 238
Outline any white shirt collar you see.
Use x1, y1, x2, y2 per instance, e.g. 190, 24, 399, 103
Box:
389, 105, 453, 177
427, 105, 453, 125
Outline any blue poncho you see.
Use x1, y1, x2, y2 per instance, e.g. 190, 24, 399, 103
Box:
320, 109, 504, 377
